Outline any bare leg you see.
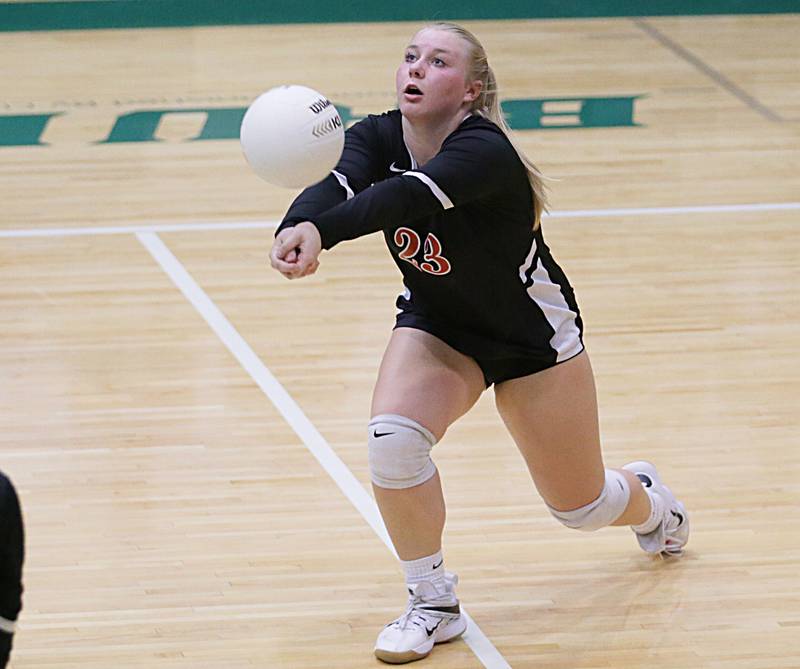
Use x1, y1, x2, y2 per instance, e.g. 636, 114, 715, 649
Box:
493, 351, 650, 526
371, 472, 446, 561
370, 328, 485, 560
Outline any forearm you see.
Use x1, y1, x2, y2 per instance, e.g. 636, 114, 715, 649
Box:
309, 175, 442, 249
277, 173, 349, 235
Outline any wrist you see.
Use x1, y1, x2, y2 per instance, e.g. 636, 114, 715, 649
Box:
275, 219, 300, 237
297, 220, 323, 245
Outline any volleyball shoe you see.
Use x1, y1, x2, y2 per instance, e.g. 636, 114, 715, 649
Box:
622, 461, 689, 557
374, 573, 466, 664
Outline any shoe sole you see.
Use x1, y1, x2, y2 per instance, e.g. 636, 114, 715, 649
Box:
374, 618, 467, 664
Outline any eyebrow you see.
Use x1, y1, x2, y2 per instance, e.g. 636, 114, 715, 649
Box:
406, 45, 453, 55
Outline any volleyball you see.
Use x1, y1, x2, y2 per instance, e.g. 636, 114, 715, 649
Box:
240, 85, 345, 188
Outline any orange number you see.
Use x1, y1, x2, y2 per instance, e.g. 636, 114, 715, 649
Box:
393, 228, 451, 276
394, 227, 421, 268
420, 233, 451, 275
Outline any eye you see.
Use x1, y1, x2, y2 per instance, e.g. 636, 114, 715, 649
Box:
432, 57, 446, 67
404, 52, 417, 63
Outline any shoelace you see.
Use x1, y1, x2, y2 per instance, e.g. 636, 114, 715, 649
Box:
392, 593, 451, 631
393, 597, 431, 631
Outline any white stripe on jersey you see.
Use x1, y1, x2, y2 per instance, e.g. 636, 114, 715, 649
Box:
331, 170, 354, 200
519, 239, 582, 361
0, 615, 16, 634
396, 284, 412, 312
404, 171, 454, 210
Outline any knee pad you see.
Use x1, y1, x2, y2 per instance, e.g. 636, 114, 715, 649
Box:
548, 469, 630, 531
368, 414, 437, 489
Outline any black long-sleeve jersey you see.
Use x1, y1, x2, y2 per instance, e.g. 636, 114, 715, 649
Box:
278, 110, 583, 373
0, 471, 23, 664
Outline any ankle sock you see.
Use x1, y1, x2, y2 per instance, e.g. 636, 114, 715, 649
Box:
401, 550, 446, 593
632, 489, 665, 535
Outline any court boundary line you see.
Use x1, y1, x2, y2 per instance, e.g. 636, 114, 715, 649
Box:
136, 230, 512, 669
3, 201, 799, 239
632, 18, 784, 123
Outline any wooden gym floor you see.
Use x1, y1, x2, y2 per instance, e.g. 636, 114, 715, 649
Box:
1, 12, 799, 669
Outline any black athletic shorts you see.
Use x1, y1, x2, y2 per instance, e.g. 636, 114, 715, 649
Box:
394, 311, 584, 387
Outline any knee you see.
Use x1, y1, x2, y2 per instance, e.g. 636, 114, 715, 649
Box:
547, 469, 630, 531
368, 414, 437, 489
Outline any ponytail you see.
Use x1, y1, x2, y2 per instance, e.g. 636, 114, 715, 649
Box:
426, 22, 549, 229
477, 66, 548, 229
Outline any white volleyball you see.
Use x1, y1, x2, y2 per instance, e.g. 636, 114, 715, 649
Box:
240, 85, 345, 188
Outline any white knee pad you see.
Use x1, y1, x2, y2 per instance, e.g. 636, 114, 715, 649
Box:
548, 469, 631, 531
368, 414, 437, 489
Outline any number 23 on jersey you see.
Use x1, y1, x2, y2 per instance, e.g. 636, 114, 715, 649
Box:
393, 227, 451, 276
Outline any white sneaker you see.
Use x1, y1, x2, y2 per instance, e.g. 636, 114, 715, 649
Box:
374, 573, 467, 664
623, 461, 690, 557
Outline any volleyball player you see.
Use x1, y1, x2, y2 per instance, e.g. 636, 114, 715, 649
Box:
269, 23, 689, 664
0, 471, 24, 669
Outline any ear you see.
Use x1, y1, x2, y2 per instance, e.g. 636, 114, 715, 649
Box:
463, 79, 483, 103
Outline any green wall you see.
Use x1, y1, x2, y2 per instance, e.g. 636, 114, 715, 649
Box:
1, 0, 797, 32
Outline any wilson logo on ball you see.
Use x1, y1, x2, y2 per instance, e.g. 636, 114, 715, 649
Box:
308, 98, 332, 114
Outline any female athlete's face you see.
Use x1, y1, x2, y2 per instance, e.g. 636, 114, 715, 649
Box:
396, 29, 481, 123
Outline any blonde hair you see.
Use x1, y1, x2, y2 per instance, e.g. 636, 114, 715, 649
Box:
423, 22, 548, 229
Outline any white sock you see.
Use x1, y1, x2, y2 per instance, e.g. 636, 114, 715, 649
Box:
401, 550, 446, 593
632, 489, 665, 535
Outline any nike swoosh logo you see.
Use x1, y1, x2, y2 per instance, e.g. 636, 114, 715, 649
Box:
373, 431, 393, 438
432, 560, 443, 570
425, 620, 442, 637
635, 473, 653, 488
670, 510, 684, 525
389, 162, 406, 173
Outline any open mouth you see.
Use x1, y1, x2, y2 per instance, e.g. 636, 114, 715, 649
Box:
404, 83, 423, 96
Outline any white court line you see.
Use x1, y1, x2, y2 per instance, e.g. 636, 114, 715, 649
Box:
3, 201, 799, 238
136, 231, 512, 669
547, 201, 800, 218
1, 220, 275, 238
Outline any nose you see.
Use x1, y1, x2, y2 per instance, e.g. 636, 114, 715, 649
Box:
408, 60, 424, 78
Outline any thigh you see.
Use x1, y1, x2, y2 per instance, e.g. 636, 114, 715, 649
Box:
371, 327, 485, 440
493, 351, 605, 510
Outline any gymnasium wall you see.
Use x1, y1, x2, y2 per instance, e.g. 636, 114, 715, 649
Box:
1, 0, 797, 32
